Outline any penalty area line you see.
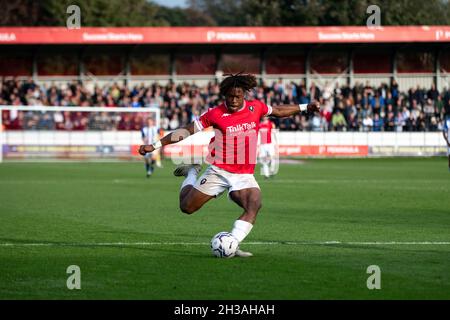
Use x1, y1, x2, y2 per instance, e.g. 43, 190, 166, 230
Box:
1, 241, 450, 247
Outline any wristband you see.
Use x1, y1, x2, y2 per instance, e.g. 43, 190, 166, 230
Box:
299, 104, 308, 112
152, 140, 162, 149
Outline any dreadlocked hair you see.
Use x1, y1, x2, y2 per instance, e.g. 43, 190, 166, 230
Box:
219, 72, 258, 96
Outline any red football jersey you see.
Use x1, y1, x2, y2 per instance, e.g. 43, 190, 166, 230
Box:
195, 100, 272, 174
259, 120, 274, 144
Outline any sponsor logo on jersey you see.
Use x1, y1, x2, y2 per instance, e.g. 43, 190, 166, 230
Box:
226, 122, 257, 133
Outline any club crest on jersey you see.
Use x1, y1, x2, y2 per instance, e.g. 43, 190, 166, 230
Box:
249, 106, 254, 112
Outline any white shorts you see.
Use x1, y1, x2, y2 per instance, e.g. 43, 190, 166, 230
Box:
144, 148, 160, 159
144, 152, 153, 159
194, 165, 260, 197
259, 143, 275, 158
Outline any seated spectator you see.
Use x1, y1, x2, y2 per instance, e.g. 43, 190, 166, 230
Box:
131, 96, 142, 108
424, 98, 434, 116
416, 112, 427, 131
331, 110, 347, 131
310, 113, 322, 132
384, 112, 395, 132
363, 115, 373, 132
394, 111, 405, 132
405, 114, 417, 131
429, 116, 438, 131
347, 112, 359, 132
373, 114, 384, 132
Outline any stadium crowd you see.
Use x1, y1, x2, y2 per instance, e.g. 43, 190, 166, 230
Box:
1, 77, 449, 132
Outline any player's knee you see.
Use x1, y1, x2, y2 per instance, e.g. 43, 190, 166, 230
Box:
252, 203, 262, 215
257, 201, 262, 211
250, 196, 262, 212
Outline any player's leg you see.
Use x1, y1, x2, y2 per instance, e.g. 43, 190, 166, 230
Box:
175, 164, 222, 214
144, 153, 152, 178
179, 186, 215, 214
268, 144, 277, 176
447, 146, 450, 171
445, 146, 450, 171
150, 157, 155, 172
268, 157, 274, 177
261, 158, 270, 179
262, 154, 270, 179
228, 187, 262, 257
155, 149, 162, 168
227, 171, 262, 257
229, 187, 262, 224
260, 145, 270, 178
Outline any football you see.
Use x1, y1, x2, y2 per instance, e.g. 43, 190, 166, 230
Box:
210, 232, 239, 258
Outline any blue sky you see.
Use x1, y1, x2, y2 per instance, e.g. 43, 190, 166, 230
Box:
152, 0, 188, 7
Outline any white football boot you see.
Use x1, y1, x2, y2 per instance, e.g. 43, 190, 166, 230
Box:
173, 164, 202, 177
235, 247, 253, 258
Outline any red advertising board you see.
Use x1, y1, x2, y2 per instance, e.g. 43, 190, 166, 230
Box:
277, 145, 369, 156
1, 26, 449, 45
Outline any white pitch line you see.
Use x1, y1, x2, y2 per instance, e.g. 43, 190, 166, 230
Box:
1, 241, 450, 247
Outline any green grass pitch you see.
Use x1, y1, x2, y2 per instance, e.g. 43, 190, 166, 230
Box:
0, 158, 449, 299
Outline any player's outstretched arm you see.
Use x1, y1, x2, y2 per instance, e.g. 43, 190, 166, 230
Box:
138, 122, 198, 155
270, 101, 320, 118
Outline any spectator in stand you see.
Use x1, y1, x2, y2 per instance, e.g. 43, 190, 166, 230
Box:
310, 112, 322, 132
417, 112, 427, 131
391, 79, 399, 99
424, 98, 435, 116
429, 116, 438, 131
373, 113, 384, 132
347, 112, 359, 132
331, 109, 347, 131
405, 113, 417, 131
309, 82, 321, 101
395, 111, 405, 132
435, 95, 444, 116
385, 111, 395, 131
361, 103, 372, 123
131, 95, 142, 108
385, 91, 394, 107
427, 83, 439, 101
444, 92, 450, 117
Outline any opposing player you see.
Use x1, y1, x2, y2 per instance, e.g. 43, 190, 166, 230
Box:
139, 73, 320, 257
141, 117, 159, 178
258, 116, 277, 179
443, 116, 450, 171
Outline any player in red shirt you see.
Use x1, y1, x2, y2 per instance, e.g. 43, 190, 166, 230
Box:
139, 73, 320, 257
258, 117, 276, 179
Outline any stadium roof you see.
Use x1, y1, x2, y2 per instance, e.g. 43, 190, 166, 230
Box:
0, 26, 449, 45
